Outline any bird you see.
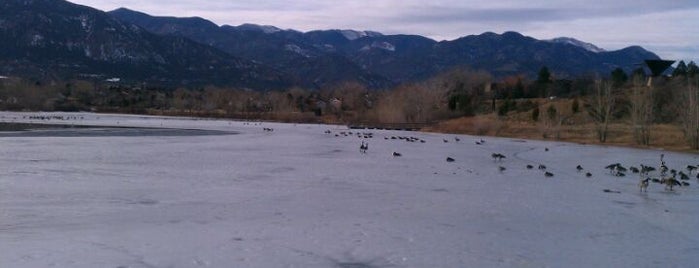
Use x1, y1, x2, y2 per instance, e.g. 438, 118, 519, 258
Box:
446, 157, 455, 162
665, 178, 681, 191
544, 172, 554, 177
679, 171, 690, 181
498, 166, 506, 172
630, 166, 640, 174
545, 147, 549, 152
526, 164, 534, 169
392, 152, 402, 157
359, 141, 368, 153
639, 178, 650, 192
576, 165, 583, 172
585, 172, 593, 177
538, 164, 547, 170
491, 153, 506, 162
454, 137, 461, 142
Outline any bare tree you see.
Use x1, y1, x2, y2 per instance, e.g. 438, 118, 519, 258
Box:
585, 80, 616, 142
628, 75, 653, 145
373, 84, 445, 124
679, 77, 699, 149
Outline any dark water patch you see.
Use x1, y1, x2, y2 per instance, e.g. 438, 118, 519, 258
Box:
0, 123, 236, 137
337, 263, 375, 268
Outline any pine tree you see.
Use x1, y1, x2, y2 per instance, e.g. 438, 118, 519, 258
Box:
687, 61, 698, 77
673, 60, 688, 77
611, 68, 628, 88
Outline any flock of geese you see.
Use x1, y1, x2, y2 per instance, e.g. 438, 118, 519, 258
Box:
318, 128, 698, 194
604, 154, 698, 192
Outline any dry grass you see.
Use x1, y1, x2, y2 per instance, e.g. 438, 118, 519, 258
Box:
425, 99, 697, 153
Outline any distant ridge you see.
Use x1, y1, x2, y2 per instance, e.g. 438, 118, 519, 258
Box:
0, 0, 661, 89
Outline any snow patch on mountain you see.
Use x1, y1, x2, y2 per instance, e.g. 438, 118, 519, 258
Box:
284, 44, 310, 57
547, 37, 606, 53
340, 30, 383, 40
361, 41, 396, 52
238, 23, 282, 34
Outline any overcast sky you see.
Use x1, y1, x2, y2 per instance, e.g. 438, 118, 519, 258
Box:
72, 0, 699, 63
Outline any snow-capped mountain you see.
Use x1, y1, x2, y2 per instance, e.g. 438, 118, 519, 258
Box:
547, 37, 606, 53
0, 0, 661, 89
339, 30, 383, 40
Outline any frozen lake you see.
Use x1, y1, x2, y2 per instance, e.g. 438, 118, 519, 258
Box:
1, 111, 698, 267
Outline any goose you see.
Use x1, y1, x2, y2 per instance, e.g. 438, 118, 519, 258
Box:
639, 178, 650, 192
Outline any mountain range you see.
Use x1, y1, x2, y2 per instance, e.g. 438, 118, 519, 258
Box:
0, 0, 660, 89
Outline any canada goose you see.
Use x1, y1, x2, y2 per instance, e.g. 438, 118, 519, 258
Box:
640, 165, 656, 175
576, 165, 583, 172
446, 157, 455, 162
538, 164, 547, 170
678, 171, 690, 181
665, 178, 681, 191
498, 166, 506, 172
359, 141, 368, 153
526, 165, 534, 169
639, 178, 650, 192
393, 152, 402, 157
629, 166, 639, 174
585, 172, 592, 177
544, 172, 554, 177
491, 153, 506, 162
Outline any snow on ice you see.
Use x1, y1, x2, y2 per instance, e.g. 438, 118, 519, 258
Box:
0, 111, 698, 267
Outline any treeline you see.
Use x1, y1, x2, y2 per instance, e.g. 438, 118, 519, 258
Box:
0, 61, 697, 148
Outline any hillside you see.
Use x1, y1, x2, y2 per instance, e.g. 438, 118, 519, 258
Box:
0, 0, 291, 88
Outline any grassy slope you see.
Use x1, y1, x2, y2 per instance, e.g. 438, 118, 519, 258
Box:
425, 99, 695, 152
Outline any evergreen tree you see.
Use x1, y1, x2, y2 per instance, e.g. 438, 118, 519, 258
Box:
536, 66, 552, 97
632, 67, 646, 77
537, 66, 551, 84
687, 61, 698, 77
610, 68, 628, 88
572, 98, 580, 114
513, 78, 525, 99
547, 104, 557, 121
673, 60, 688, 77
532, 106, 540, 122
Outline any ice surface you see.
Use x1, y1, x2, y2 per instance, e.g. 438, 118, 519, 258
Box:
1, 111, 698, 267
